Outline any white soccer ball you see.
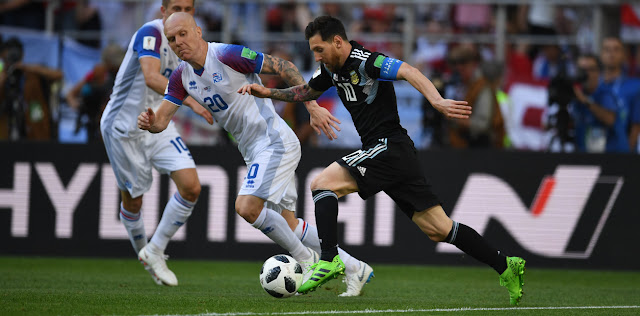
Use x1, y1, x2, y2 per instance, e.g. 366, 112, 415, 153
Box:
259, 254, 303, 298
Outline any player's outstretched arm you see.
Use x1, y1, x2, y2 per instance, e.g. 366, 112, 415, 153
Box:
259, 53, 341, 138
137, 100, 179, 133
260, 53, 308, 87
238, 83, 339, 139
238, 83, 323, 103
396, 62, 472, 119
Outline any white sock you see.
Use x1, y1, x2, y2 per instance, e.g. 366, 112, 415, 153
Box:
338, 247, 361, 274
149, 192, 195, 254
119, 203, 147, 254
294, 218, 321, 255
295, 218, 360, 272
252, 207, 309, 262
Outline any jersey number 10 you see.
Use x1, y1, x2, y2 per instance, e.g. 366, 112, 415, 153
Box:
337, 82, 357, 102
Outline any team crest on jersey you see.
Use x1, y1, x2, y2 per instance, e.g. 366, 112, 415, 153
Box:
350, 70, 359, 84
212, 72, 223, 83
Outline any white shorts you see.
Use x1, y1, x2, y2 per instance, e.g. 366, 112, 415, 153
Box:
102, 122, 196, 198
238, 141, 301, 213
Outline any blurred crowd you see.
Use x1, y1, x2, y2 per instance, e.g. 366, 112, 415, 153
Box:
1, 1, 639, 153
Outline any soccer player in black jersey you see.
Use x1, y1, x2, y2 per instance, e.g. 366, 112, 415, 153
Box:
238, 15, 526, 305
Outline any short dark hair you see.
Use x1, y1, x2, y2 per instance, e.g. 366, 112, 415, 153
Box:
304, 16, 348, 42
3, 37, 24, 63
578, 53, 602, 70
602, 36, 623, 46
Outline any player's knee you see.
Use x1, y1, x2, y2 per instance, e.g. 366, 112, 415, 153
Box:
310, 174, 328, 191
122, 199, 142, 213
426, 231, 448, 242
235, 205, 260, 223
180, 182, 201, 202
419, 224, 448, 242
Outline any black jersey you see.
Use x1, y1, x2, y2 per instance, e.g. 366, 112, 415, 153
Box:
308, 41, 411, 146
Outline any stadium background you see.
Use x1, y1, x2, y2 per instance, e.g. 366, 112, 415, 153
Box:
1, 0, 639, 272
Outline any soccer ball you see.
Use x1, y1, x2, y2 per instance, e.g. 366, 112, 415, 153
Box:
259, 254, 303, 298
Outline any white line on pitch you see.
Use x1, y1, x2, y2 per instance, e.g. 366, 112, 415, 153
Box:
151, 305, 640, 316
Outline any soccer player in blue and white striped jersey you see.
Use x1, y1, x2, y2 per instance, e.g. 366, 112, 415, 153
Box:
101, 0, 212, 287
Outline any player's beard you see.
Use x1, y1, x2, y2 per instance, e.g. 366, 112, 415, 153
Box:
324, 59, 338, 73
328, 53, 344, 72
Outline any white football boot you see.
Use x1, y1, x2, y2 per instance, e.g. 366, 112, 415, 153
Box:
138, 245, 178, 286
339, 260, 374, 297
139, 258, 163, 285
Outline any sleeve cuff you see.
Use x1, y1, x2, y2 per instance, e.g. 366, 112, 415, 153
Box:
164, 95, 183, 106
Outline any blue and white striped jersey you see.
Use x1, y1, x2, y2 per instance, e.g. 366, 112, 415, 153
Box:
164, 42, 298, 161
101, 19, 180, 138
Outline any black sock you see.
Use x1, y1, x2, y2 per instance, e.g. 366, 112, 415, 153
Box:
445, 221, 508, 274
312, 190, 339, 261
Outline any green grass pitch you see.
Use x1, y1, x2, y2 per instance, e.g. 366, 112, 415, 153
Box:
1, 256, 638, 315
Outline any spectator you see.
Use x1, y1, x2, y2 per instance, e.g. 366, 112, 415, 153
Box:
49, 1, 102, 48
70, 0, 102, 49
453, 3, 492, 34
630, 44, 640, 77
65, 43, 124, 142
413, 19, 449, 78
354, 5, 402, 58
265, 2, 314, 71
266, 1, 312, 33
0, 37, 62, 140
445, 45, 505, 148
319, 3, 354, 29
600, 37, 640, 152
505, 43, 534, 83
0, 0, 44, 30
193, 1, 223, 38
92, 1, 139, 48
571, 54, 624, 153
519, 3, 556, 36
532, 44, 575, 82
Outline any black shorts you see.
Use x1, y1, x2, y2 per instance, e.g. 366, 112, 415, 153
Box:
337, 138, 441, 218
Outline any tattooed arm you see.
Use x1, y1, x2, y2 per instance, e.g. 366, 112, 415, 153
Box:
241, 53, 341, 139
260, 54, 307, 86
237, 82, 339, 139
259, 54, 324, 101
270, 84, 324, 102
236, 82, 323, 102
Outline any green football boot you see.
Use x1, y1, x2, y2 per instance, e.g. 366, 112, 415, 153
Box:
297, 255, 345, 294
499, 256, 526, 305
